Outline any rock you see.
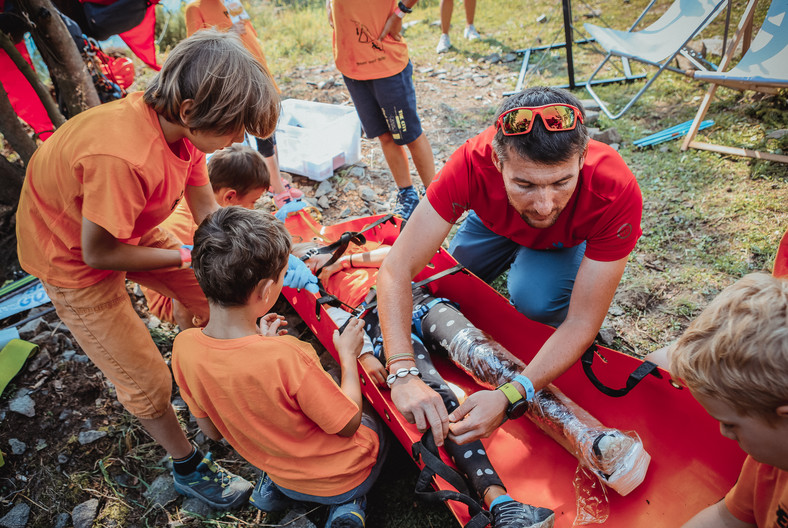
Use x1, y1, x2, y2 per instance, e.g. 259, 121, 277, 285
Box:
181, 497, 214, 518
339, 207, 352, 218
659, 146, 670, 153
57, 453, 70, 464
766, 129, 788, 140
315, 179, 334, 198
17, 317, 47, 338
608, 304, 625, 317
580, 98, 601, 112
536, 14, 547, 23
483, 53, 501, 63
0, 503, 30, 528
303, 196, 319, 208
279, 508, 317, 528
503, 53, 518, 63
72, 499, 99, 528
58, 409, 72, 421
584, 8, 602, 17
144, 474, 179, 507
8, 439, 26, 455
584, 110, 600, 126
317, 196, 331, 209
61, 350, 76, 361
473, 77, 492, 87
9, 394, 35, 418
702, 37, 744, 58
27, 350, 51, 372
358, 185, 377, 202
73, 354, 91, 364
344, 181, 357, 192
78, 430, 107, 445
146, 316, 161, 330
598, 327, 617, 346
588, 128, 622, 145
608, 142, 620, 151
418, 66, 434, 74
52, 512, 70, 528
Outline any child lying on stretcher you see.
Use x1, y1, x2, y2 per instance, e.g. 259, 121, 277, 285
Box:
292, 241, 556, 528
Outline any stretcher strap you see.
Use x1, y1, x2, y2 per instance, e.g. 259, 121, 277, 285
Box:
412, 431, 493, 528
314, 214, 397, 276
412, 297, 453, 339
362, 264, 468, 316
581, 344, 662, 398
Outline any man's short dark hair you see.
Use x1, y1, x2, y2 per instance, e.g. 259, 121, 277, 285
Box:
193, 207, 291, 307
492, 86, 589, 165
208, 144, 270, 195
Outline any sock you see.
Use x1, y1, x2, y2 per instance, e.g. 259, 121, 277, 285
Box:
490, 494, 515, 509
172, 446, 204, 476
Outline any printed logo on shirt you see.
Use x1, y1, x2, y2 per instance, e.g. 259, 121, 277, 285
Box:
353, 21, 383, 52
617, 223, 633, 240
775, 503, 788, 528
552, 242, 564, 249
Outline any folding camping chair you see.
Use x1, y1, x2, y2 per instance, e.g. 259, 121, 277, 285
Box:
584, 0, 729, 119
681, 0, 788, 164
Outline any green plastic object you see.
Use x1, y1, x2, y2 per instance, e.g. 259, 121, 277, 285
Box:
0, 338, 38, 396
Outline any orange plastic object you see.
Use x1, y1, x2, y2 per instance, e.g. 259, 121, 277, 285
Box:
282, 211, 745, 527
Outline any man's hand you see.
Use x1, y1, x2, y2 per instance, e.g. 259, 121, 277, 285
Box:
447, 389, 508, 445
390, 375, 448, 446
378, 13, 403, 41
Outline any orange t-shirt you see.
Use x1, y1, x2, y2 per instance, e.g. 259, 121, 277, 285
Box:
725, 455, 788, 526
322, 243, 383, 307
774, 230, 788, 278
331, 0, 409, 81
142, 201, 197, 323
16, 92, 209, 288
171, 330, 379, 496
185, 0, 280, 93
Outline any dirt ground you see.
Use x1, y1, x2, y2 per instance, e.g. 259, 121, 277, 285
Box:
0, 53, 783, 527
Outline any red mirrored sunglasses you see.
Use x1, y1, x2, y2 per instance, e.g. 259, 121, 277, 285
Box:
496, 103, 584, 135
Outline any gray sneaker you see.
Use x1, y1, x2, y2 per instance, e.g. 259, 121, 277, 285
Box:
172, 452, 252, 510
436, 33, 451, 53
491, 500, 555, 528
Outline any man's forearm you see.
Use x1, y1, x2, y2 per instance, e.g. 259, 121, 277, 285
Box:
377, 263, 417, 367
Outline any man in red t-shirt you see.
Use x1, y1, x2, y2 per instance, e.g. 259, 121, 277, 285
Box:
377, 86, 643, 447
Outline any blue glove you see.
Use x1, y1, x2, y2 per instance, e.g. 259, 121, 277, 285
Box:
284, 254, 319, 293
274, 199, 309, 221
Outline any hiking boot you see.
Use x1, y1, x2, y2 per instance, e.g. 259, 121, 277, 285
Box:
464, 24, 481, 40
326, 495, 367, 528
172, 452, 253, 510
436, 33, 451, 53
281, 178, 304, 200
393, 186, 419, 220
273, 190, 297, 209
249, 473, 292, 512
491, 500, 555, 528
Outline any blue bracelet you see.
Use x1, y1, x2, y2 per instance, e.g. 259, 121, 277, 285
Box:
513, 374, 535, 401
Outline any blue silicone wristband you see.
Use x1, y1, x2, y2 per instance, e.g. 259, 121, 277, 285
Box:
513, 374, 535, 401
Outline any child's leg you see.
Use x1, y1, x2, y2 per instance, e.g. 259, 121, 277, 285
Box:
42, 274, 191, 457
405, 132, 436, 187
378, 132, 413, 188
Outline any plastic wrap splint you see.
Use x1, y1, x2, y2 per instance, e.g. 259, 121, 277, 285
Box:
442, 327, 651, 497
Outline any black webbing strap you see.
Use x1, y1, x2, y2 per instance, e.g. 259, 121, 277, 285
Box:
581, 344, 662, 398
314, 215, 396, 276
411, 431, 493, 528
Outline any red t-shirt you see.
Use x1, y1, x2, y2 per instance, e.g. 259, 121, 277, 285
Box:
427, 127, 643, 262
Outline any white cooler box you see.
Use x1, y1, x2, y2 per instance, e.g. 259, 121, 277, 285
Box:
275, 99, 362, 181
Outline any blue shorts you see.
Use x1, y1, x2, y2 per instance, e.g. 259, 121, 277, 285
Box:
343, 61, 423, 145
449, 211, 587, 327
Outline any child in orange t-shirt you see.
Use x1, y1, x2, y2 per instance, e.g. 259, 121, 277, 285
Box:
185, 0, 304, 208
172, 208, 387, 527
670, 273, 788, 528
143, 144, 269, 328
14, 30, 317, 510
327, 0, 436, 220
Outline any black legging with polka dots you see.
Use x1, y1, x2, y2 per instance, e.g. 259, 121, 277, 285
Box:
362, 288, 506, 499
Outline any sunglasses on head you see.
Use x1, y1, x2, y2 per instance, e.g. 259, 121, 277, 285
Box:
496, 103, 584, 136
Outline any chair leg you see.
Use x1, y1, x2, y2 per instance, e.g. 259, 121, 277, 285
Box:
681, 84, 719, 151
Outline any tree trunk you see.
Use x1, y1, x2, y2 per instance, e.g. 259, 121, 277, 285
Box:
0, 83, 39, 167
0, 154, 25, 208
0, 31, 66, 130
16, 0, 100, 117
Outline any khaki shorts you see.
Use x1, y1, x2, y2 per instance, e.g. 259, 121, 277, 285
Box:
42, 227, 209, 419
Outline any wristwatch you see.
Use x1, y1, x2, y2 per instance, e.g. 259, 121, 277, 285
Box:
497, 382, 528, 420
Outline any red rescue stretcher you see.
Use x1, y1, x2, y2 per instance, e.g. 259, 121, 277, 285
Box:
281, 209, 745, 527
